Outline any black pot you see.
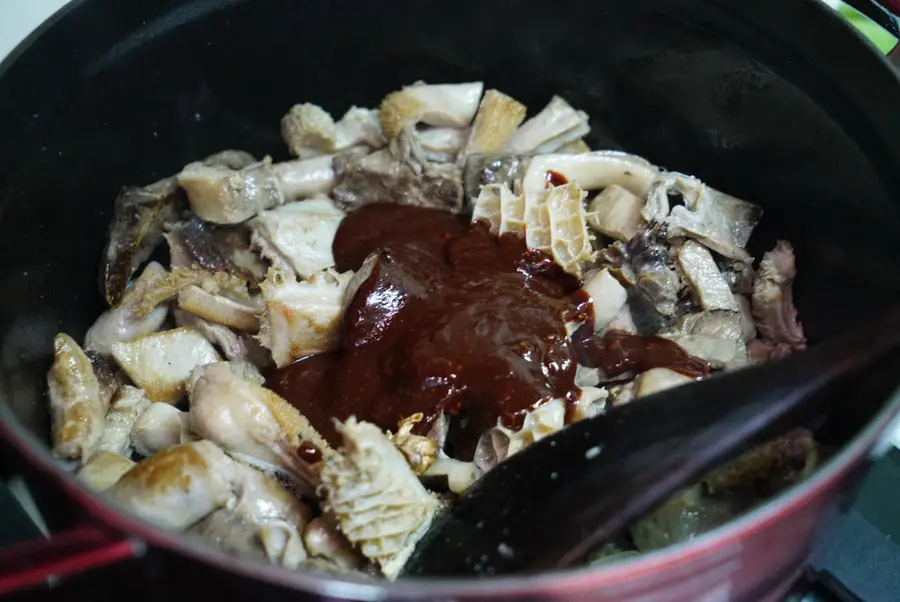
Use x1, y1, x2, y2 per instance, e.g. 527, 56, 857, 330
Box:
1, 0, 900, 600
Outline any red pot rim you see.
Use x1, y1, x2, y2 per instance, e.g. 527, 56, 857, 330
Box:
1, 386, 897, 600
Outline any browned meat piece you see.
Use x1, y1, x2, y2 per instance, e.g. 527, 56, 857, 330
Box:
702, 429, 818, 497
47, 334, 107, 463
164, 216, 267, 285
379, 82, 483, 139
281, 103, 385, 159
602, 228, 680, 326
100, 150, 257, 306
320, 418, 440, 579
463, 153, 531, 201
331, 129, 463, 212
85, 350, 128, 409
303, 515, 366, 571
178, 151, 347, 224
100, 178, 186, 307
749, 240, 806, 359
630, 485, 736, 552
458, 89, 527, 161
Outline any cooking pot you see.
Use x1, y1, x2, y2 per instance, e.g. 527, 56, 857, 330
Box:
1, 0, 900, 600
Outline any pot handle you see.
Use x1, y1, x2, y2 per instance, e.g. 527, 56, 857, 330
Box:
0, 523, 138, 595
890, 44, 900, 68
840, 0, 900, 67
842, 0, 900, 35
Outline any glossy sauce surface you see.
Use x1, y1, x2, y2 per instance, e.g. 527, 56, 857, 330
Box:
570, 325, 709, 378
270, 203, 708, 458
271, 204, 583, 458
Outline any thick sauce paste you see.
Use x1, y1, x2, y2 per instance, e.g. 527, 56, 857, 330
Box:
570, 326, 709, 379
269, 203, 707, 459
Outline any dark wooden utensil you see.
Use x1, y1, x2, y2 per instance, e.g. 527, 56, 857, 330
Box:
401, 304, 900, 578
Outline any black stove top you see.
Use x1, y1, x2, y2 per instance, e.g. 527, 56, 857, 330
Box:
3, 449, 900, 601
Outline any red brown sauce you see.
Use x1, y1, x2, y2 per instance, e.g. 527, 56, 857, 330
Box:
269, 203, 708, 459
297, 440, 323, 464
544, 170, 568, 188
570, 325, 709, 379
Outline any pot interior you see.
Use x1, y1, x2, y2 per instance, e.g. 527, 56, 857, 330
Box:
1, 0, 900, 583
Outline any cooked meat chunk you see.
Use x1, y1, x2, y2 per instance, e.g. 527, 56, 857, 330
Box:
524, 181, 595, 277
281, 103, 385, 159
659, 310, 748, 369
416, 126, 468, 163
100, 178, 185, 307
633, 431, 817, 553
605, 228, 680, 321
188, 362, 330, 491
331, 130, 464, 212
634, 368, 696, 398
189, 507, 305, 569
702, 429, 817, 496
523, 151, 660, 201
607, 380, 637, 407
677, 241, 741, 312
320, 418, 440, 579
177, 285, 260, 332
527, 182, 595, 274
178, 154, 338, 224
459, 89, 527, 160
47, 334, 107, 463
583, 268, 628, 332
379, 81, 483, 139
76, 451, 136, 492
257, 269, 354, 368
188, 463, 310, 569
586, 185, 645, 242
332, 107, 387, 150
86, 351, 128, 409
110, 327, 221, 403
85, 262, 170, 356
505, 95, 590, 154
96, 385, 151, 456
473, 399, 567, 473
574, 364, 602, 388
570, 386, 609, 421
303, 515, 365, 570
164, 216, 267, 284
174, 309, 266, 364
250, 196, 346, 279
497, 184, 527, 236
423, 453, 482, 495
130, 401, 189, 457
106, 441, 238, 531
749, 240, 806, 359
469, 148, 653, 201
630, 485, 735, 552
471, 182, 526, 236
607, 302, 640, 335
463, 153, 531, 201
471, 184, 502, 232
719, 259, 756, 296
644, 172, 762, 261
128, 266, 256, 321
184, 360, 264, 396
388, 414, 439, 475
100, 150, 257, 305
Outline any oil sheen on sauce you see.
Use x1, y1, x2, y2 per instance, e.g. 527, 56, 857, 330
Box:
269, 202, 707, 459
